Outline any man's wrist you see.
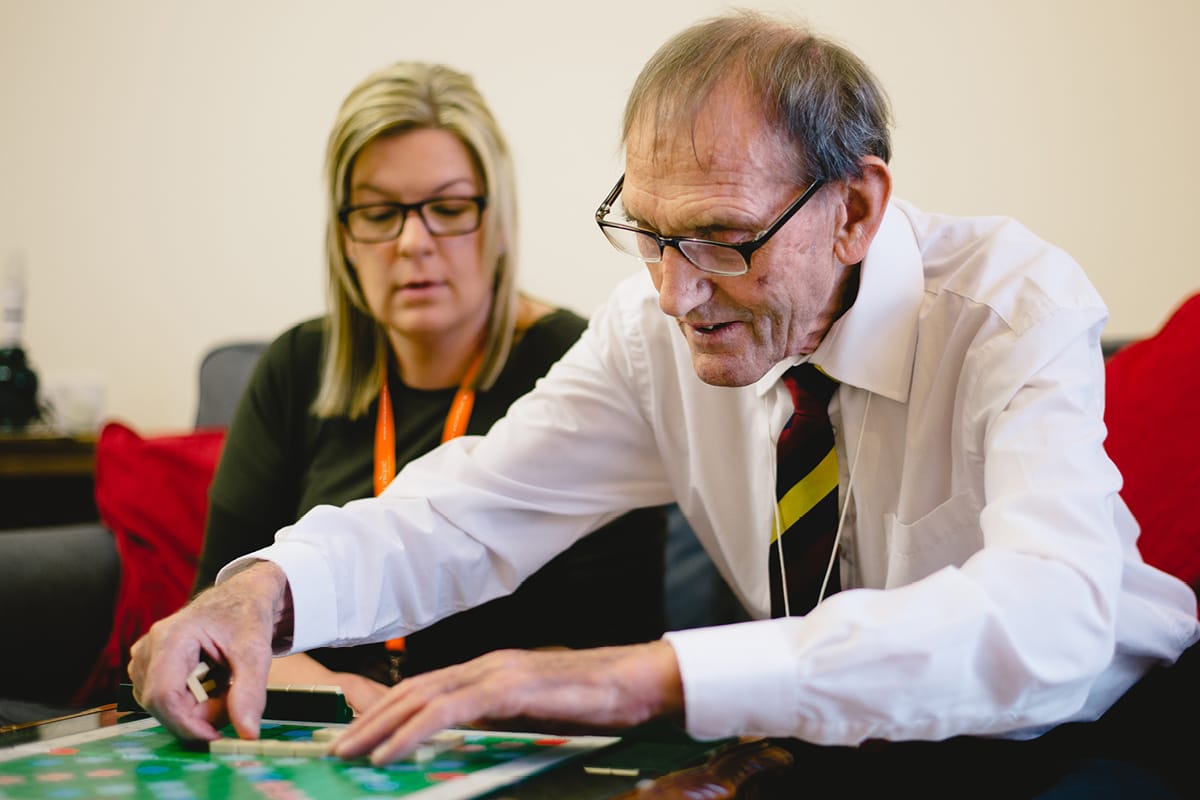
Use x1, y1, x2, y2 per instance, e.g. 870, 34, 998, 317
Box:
221, 560, 295, 653
272, 573, 295, 654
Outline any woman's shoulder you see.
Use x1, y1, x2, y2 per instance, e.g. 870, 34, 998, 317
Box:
490, 305, 587, 391
260, 317, 327, 366
524, 306, 587, 341
244, 317, 327, 404
514, 305, 588, 360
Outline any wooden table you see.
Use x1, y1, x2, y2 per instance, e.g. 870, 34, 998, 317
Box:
0, 431, 98, 529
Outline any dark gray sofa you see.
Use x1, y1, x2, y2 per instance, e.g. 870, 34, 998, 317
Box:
0, 343, 266, 723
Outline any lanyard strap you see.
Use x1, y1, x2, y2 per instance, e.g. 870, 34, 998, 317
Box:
375, 350, 483, 663
373, 380, 396, 497
373, 350, 484, 495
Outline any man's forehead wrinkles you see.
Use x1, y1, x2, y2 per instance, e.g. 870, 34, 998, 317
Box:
623, 174, 765, 236
624, 97, 796, 236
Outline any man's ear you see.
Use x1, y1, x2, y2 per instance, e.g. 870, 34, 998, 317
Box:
832, 156, 891, 267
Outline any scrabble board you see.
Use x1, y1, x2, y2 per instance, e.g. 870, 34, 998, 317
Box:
0, 716, 618, 799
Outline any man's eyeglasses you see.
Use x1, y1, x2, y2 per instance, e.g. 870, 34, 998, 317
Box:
594, 175, 824, 276
339, 196, 488, 243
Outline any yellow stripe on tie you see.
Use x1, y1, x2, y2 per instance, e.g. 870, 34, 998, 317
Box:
771, 446, 838, 542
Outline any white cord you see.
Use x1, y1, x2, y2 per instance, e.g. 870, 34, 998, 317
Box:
772, 477, 791, 618
817, 392, 871, 606
773, 390, 873, 617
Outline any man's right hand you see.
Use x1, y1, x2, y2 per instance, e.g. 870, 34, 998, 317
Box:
127, 560, 292, 742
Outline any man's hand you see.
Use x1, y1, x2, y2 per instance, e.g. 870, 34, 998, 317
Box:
333, 640, 684, 765
127, 561, 292, 742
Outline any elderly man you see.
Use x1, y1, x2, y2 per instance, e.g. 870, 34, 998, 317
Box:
132, 11, 1198, 797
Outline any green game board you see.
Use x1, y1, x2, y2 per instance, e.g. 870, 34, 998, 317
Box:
0, 717, 618, 799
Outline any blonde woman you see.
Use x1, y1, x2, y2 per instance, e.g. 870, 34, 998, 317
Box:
192, 62, 665, 713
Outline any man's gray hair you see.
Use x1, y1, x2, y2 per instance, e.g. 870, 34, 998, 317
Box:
623, 10, 892, 183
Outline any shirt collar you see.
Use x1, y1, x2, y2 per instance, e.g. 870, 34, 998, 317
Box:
755, 200, 923, 403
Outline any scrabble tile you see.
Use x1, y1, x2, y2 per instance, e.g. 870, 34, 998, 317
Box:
186, 663, 211, 703
209, 738, 245, 755
255, 740, 293, 757
428, 731, 465, 748
402, 730, 466, 764
283, 740, 333, 758
409, 744, 438, 764
311, 728, 346, 743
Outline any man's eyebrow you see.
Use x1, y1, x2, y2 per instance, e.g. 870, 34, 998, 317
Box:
692, 222, 745, 238
618, 204, 661, 234
621, 186, 756, 237
623, 207, 750, 239
619, 209, 645, 226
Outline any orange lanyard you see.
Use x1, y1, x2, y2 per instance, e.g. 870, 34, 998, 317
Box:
373, 350, 483, 496
376, 350, 483, 661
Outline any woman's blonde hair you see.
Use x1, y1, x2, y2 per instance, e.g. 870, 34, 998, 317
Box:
314, 61, 519, 419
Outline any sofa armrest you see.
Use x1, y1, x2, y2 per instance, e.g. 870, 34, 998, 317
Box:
0, 524, 119, 705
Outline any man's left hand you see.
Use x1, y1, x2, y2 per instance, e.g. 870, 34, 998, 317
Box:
332, 640, 684, 765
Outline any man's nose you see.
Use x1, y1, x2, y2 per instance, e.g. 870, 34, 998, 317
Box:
655, 246, 713, 319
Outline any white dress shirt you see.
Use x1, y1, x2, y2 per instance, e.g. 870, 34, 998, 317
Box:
224, 199, 1200, 745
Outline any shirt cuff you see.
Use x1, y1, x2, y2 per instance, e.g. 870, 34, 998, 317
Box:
664, 619, 799, 740
216, 541, 340, 655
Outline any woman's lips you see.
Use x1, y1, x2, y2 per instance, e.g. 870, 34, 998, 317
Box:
396, 280, 446, 299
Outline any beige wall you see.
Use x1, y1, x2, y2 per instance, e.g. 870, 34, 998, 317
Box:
2, 0, 1196, 431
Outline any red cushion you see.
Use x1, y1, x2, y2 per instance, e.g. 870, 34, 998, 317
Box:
1104, 293, 1200, 593
71, 422, 224, 704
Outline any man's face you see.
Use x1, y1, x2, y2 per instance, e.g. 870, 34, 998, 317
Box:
622, 87, 851, 387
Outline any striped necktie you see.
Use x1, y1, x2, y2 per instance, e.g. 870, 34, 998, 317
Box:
769, 363, 841, 617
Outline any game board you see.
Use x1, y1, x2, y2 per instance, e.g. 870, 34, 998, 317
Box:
0, 716, 618, 799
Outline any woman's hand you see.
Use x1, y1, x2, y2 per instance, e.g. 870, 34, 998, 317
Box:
267, 653, 389, 716
338, 672, 390, 715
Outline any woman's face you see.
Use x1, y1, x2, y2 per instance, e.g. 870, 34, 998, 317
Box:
342, 128, 493, 351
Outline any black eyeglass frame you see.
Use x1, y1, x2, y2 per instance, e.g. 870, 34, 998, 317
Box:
594, 175, 825, 276
338, 195, 489, 243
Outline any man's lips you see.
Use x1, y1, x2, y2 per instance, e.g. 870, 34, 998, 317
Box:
683, 319, 737, 334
